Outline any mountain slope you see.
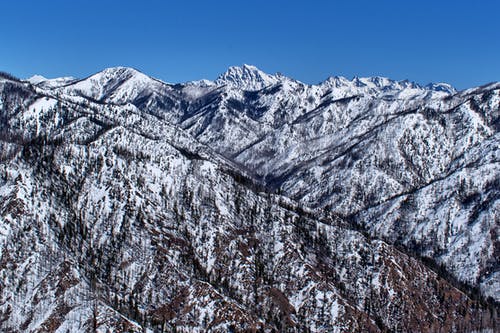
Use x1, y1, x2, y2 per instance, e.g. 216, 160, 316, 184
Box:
48, 65, 499, 302
0, 69, 498, 332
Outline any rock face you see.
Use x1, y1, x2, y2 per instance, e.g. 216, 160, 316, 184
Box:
0, 68, 498, 332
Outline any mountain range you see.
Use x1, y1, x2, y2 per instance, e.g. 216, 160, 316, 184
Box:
0, 65, 498, 332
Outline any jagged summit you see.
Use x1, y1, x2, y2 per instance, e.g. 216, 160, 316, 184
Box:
215, 64, 280, 90
322, 75, 351, 87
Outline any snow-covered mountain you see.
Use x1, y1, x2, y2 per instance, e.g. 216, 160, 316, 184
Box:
26, 74, 77, 89
0, 66, 498, 332
215, 64, 281, 91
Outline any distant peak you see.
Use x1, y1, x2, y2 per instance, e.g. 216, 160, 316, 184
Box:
359, 77, 422, 90
27, 75, 48, 84
425, 82, 457, 94
216, 64, 279, 90
26, 74, 77, 88
98, 66, 143, 77
323, 76, 350, 87
86, 66, 159, 87
186, 79, 216, 87
365, 76, 393, 87
222, 64, 268, 78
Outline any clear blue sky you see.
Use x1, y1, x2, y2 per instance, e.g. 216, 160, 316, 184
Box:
1, 0, 498, 89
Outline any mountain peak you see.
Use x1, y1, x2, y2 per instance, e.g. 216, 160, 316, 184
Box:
215, 64, 279, 90
425, 82, 457, 94
96, 66, 146, 80
26, 74, 48, 84
323, 76, 351, 87
25, 74, 77, 88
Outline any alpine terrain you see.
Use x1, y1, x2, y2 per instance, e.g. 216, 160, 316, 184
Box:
0, 65, 498, 332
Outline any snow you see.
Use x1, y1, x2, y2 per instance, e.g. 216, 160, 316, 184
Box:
24, 97, 58, 120
215, 64, 281, 90
329, 299, 339, 321
27, 75, 47, 84
0, 64, 497, 331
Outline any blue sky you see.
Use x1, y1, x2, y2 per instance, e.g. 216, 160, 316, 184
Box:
1, 0, 498, 89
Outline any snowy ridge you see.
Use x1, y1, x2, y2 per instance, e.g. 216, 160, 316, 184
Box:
27, 74, 77, 88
